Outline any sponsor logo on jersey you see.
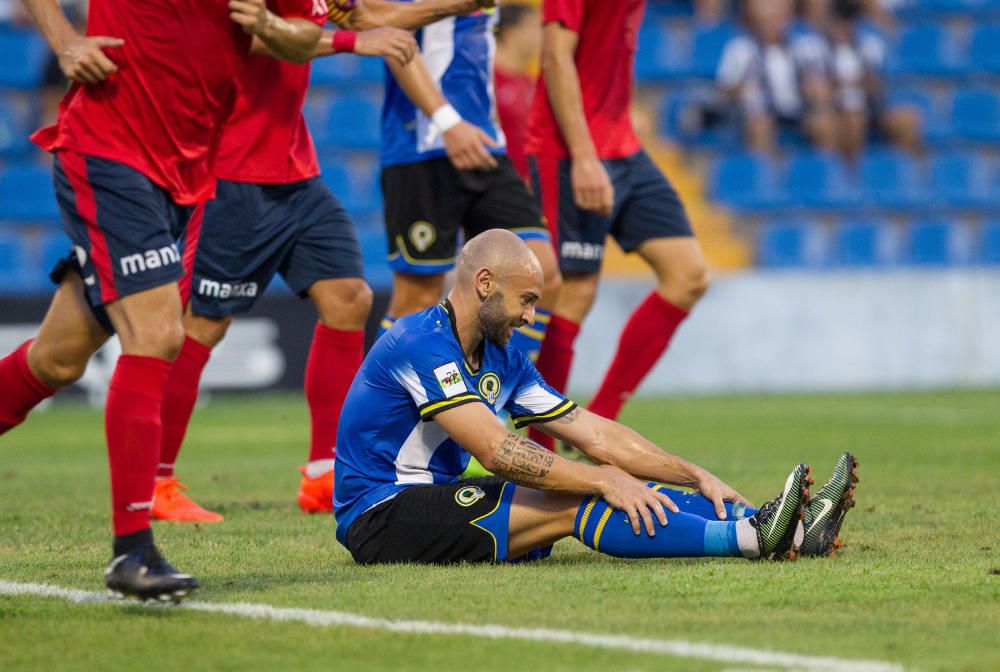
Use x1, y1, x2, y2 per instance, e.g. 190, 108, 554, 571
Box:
197, 279, 259, 300
478, 372, 501, 405
119, 244, 180, 276
455, 486, 485, 507
409, 221, 437, 253
433, 361, 468, 397
560, 241, 603, 261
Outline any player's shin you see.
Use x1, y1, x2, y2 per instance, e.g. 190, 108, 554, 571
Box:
158, 336, 212, 478
573, 495, 759, 559
0, 340, 55, 435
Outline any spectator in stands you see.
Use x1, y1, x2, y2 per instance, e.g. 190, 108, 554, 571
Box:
716, 0, 837, 156
821, 0, 922, 159
494, 3, 541, 180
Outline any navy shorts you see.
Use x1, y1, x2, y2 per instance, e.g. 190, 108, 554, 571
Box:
528, 150, 693, 274
50, 150, 191, 331
381, 156, 549, 275
184, 177, 364, 319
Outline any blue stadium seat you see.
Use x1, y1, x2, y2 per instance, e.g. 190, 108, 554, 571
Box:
905, 219, 961, 265
785, 151, 859, 209
0, 95, 32, 158
635, 23, 689, 80
710, 152, 784, 211
658, 89, 739, 149
0, 163, 58, 222
319, 157, 382, 216
39, 232, 69, 276
969, 25, 1000, 73
310, 54, 384, 86
0, 27, 49, 89
0, 233, 28, 292
930, 153, 993, 208
326, 95, 381, 150
756, 219, 827, 268
952, 89, 1000, 143
835, 219, 896, 267
689, 23, 737, 79
859, 150, 927, 210
982, 220, 1000, 264
302, 99, 330, 147
356, 229, 392, 289
886, 88, 952, 144
890, 24, 966, 76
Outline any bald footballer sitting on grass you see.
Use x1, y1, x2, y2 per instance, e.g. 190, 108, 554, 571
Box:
333, 230, 858, 564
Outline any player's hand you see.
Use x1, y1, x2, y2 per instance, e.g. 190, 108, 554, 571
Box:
598, 464, 678, 536
693, 469, 753, 520
443, 121, 498, 171
229, 0, 274, 37
355, 27, 417, 66
571, 156, 614, 217
57, 33, 124, 84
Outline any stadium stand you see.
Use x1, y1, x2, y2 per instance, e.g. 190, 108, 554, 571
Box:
2, 0, 999, 299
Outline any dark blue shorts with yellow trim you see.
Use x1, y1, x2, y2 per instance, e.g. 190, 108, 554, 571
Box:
344, 477, 551, 564
528, 149, 693, 274
184, 177, 364, 319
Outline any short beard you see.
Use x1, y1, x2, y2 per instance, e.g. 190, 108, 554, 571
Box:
479, 290, 519, 347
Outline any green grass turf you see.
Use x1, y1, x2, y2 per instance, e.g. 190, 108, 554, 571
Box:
1, 391, 998, 671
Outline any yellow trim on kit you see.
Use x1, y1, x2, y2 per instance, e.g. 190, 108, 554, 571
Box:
516, 400, 575, 426
576, 496, 599, 539
592, 507, 614, 552
419, 393, 480, 418
380, 318, 395, 330
515, 326, 546, 341
470, 482, 512, 562
533, 312, 552, 324
391, 235, 456, 266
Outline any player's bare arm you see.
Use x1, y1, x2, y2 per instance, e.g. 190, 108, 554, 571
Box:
231, 0, 322, 64
309, 26, 417, 65
338, 0, 495, 32
434, 402, 677, 535
540, 21, 614, 216
21, 0, 123, 84
385, 54, 498, 171
539, 406, 753, 519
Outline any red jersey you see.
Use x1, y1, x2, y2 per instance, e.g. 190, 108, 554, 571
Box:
494, 66, 536, 179
526, 0, 644, 160
214, 0, 328, 184
32, 0, 250, 205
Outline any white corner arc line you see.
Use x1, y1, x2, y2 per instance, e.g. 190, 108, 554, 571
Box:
0, 580, 903, 672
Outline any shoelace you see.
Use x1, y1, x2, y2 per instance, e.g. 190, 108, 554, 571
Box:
749, 494, 781, 528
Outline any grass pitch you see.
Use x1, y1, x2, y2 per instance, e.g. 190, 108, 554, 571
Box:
1, 390, 998, 671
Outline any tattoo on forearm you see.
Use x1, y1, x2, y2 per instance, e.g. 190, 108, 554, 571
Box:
555, 408, 580, 424
492, 433, 556, 489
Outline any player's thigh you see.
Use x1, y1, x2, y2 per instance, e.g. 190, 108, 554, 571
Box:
636, 237, 710, 309
507, 486, 581, 560
345, 479, 529, 564
185, 180, 282, 320
28, 272, 111, 388
528, 154, 614, 279
277, 179, 371, 328
553, 271, 601, 324
382, 158, 468, 277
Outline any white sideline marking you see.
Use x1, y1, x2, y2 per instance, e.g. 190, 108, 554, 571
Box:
0, 580, 903, 672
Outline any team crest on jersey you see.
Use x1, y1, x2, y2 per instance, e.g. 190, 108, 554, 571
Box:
409, 221, 437, 253
433, 362, 468, 397
478, 372, 501, 405
455, 486, 485, 507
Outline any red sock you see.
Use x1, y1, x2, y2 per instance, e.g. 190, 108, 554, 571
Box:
530, 314, 580, 451
0, 340, 55, 435
588, 292, 689, 421
305, 324, 364, 463
105, 355, 171, 537
158, 336, 212, 478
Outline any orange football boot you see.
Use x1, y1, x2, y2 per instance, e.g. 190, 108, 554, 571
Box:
297, 466, 334, 513
152, 477, 224, 523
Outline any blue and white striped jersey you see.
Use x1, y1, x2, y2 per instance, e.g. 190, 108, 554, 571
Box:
333, 301, 575, 543
380, 5, 507, 167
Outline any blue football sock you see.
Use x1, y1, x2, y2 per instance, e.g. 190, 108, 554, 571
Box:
654, 485, 757, 521
508, 308, 551, 361
573, 493, 758, 559
377, 315, 397, 340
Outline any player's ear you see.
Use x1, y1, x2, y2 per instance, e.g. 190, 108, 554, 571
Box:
474, 267, 493, 301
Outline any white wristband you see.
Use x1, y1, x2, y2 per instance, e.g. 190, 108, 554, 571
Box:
431, 104, 462, 134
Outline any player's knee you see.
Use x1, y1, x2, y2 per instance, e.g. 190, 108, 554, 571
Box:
541, 266, 562, 305
556, 275, 599, 322
662, 264, 710, 309
124, 320, 186, 361
28, 342, 89, 389
314, 278, 373, 330
184, 314, 232, 349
